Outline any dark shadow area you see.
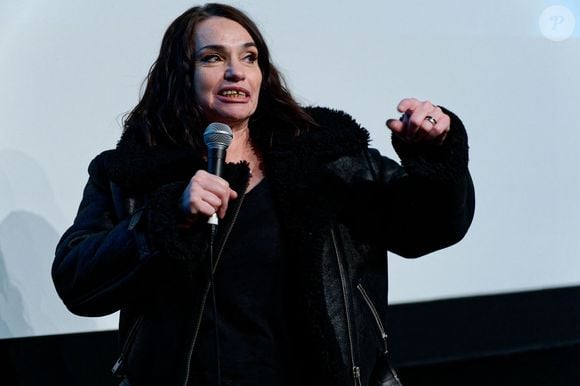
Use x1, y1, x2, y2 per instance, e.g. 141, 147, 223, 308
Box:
0, 285, 578, 385
0, 331, 120, 386
396, 343, 580, 386
387, 285, 580, 366
388, 285, 580, 386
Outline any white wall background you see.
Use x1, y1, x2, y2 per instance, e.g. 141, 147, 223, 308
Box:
1, 0, 578, 338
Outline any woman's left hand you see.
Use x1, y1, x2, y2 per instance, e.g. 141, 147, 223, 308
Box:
386, 98, 450, 144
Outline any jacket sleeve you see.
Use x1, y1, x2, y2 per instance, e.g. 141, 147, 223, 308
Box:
52, 154, 207, 317
360, 108, 475, 258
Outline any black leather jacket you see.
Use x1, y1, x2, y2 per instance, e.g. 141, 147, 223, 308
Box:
53, 107, 474, 386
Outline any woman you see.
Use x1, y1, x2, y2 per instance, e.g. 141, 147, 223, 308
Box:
52, 3, 474, 386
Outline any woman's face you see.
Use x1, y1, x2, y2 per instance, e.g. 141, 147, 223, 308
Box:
193, 17, 263, 129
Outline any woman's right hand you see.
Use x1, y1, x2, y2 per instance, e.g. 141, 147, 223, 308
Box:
180, 170, 238, 223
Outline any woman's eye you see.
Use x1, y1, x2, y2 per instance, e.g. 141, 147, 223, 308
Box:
200, 54, 221, 63
243, 53, 258, 63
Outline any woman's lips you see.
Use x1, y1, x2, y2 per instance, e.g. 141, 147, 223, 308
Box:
217, 87, 250, 102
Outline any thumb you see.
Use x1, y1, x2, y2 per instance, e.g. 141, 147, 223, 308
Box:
229, 188, 238, 200
386, 118, 404, 135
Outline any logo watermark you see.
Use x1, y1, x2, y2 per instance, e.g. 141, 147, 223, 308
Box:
539, 5, 576, 41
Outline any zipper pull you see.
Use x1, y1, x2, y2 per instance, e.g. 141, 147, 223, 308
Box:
382, 332, 389, 354
353, 366, 362, 386
111, 354, 124, 377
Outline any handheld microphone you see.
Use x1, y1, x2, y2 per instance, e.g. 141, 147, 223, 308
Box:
203, 123, 232, 386
203, 122, 233, 225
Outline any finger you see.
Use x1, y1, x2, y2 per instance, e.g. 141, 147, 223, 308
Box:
419, 106, 449, 140
387, 114, 417, 142
390, 98, 423, 140
195, 197, 220, 217
181, 179, 207, 218
204, 182, 232, 219
185, 190, 219, 217
194, 171, 230, 191
217, 188, 238, 219
397, 98, 419, 113
395, 101, 428, 140
217, 188, 236, 219
430, 114, 451, 143
405, 101, 439, 140
415, 114, 438, 142
417, 112, 451, 143
188, 184, 221, 212
193, 172, 231, 198
407, 101, 435, 130
203, 182, 236, 219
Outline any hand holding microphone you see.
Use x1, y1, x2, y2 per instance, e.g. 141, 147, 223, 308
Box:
180, 123, 237, 225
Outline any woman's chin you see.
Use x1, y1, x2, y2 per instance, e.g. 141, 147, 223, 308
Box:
205, 111, 254, 128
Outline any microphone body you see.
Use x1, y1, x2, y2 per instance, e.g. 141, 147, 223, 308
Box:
203, 123, 234, 225
207, 147, 227, 178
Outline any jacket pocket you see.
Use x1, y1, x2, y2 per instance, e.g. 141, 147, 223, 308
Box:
356, 283, 389, 354
112, 315, 144, 378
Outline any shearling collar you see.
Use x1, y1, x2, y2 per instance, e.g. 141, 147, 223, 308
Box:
102, 106, 370, 193
268, 106, 369, 159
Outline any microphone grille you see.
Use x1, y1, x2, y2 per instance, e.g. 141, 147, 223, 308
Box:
204, 123, 233, 149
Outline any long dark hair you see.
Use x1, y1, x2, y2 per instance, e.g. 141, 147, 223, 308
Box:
123, 3, 316, 149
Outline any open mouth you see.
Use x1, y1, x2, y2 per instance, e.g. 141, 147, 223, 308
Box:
219, 89, 248, 98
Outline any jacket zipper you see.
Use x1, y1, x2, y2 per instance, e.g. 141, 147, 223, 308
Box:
182, 188, 247, 386
111, 315, 144, 377
331, 227, 362, 386
356, 283, 389, 354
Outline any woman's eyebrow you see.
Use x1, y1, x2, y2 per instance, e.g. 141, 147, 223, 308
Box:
196, 42, 257, 54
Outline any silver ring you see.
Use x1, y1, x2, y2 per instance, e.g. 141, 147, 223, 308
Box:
424, 115, 437, 126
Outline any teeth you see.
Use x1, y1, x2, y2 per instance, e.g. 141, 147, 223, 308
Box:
221, 90, 246, 97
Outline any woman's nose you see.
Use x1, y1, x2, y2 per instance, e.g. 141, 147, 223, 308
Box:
224, 60, 245, 81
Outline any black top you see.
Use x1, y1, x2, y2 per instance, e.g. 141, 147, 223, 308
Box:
189, 179, 292, 386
